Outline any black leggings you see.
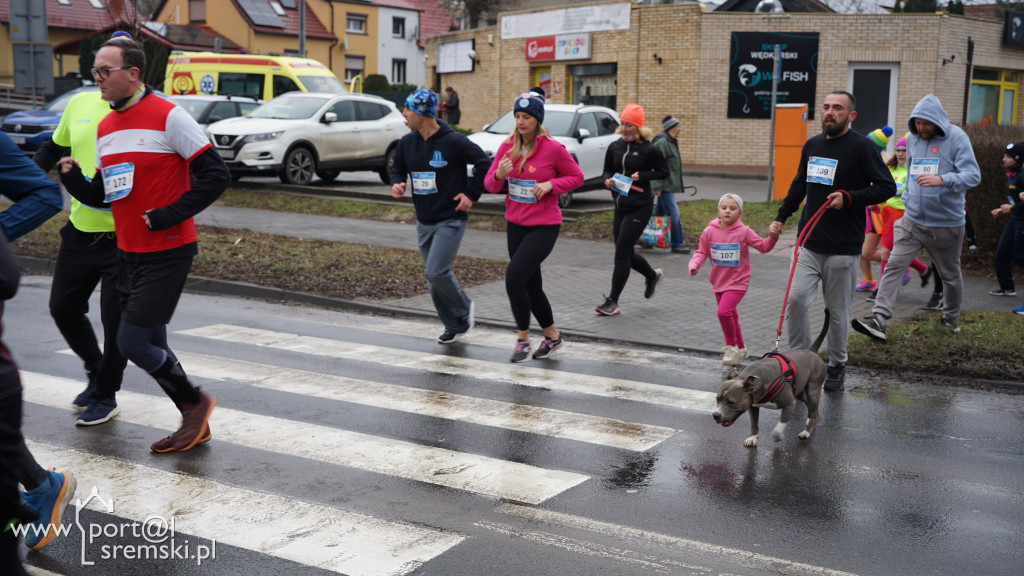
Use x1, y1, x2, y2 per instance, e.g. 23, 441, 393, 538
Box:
609, 202, 655, 302
1, 389, 30, 576
506, 222, 560, 331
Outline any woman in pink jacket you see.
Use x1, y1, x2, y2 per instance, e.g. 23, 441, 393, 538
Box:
485, 89, 584, 362
689, 193, 779, 366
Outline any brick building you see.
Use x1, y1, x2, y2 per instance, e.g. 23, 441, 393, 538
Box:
425, 1, 1024, 167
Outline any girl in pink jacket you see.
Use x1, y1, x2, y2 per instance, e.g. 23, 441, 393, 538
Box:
689, 193, 779, 365
484, 89, 584, 362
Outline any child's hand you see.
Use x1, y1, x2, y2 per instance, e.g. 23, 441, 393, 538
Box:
689, 268, 697, 276
769, 228, 780, 240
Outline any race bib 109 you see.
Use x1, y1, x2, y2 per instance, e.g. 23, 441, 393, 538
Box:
806, 157, 837, 186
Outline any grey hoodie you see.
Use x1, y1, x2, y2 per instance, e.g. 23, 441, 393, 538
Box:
903, 94, 981, 227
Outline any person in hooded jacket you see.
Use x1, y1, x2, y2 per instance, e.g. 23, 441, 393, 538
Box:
651, 115, 689, 254
853, 94, 981, 341
595, 104, 670, 316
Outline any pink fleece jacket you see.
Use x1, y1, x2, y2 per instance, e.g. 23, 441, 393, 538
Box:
688, 217, 778, 293
483, 135, 584, 226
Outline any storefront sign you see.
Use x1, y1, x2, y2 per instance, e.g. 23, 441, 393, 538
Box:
526, 34, 591, 62
502, 2, 629, 39
1005, 11, 1024, 47
727, 32, 819, 119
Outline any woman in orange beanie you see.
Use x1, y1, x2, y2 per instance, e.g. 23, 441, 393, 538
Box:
595, 104, 671, 316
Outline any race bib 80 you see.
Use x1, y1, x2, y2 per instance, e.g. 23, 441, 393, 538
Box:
909, 158, 939, 177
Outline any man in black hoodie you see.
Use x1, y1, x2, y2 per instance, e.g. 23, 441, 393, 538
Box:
769, 90, 895, 391
391, 89, 492, 343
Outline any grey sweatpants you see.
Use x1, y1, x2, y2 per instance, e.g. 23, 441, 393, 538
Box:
873, 218, 964, 320
786, 248, 858, 366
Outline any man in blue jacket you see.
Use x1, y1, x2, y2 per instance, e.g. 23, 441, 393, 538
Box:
853, 94, 981, 341
0, 132, 62, 241
390, 89, 491, 343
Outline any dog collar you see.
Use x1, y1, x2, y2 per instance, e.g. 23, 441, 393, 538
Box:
760, 351, 798, 403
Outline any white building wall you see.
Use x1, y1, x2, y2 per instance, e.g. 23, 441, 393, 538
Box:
377, 7, 424, 87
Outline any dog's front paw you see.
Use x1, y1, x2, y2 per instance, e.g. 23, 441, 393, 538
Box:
743, 435, 758, 447
771, 421, 786, 442
798, 430, 811, 440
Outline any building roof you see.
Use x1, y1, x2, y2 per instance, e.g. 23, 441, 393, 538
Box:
0, 0, 141, 30
715, 0, 833, 12
228, 0, 336, 40
374, 0, 422, 12
398, 0, 458, 46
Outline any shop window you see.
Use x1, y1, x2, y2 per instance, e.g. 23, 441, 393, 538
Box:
969, 68, 1018, 126
569, 63, 617, 110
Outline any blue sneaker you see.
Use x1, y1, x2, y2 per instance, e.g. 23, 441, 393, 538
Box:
1013, 303, 1024, 316
75, 396, 120, 426
22, 470, 77, 550
71, 371, 96, 411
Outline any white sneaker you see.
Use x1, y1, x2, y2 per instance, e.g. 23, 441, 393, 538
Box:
721, 345, 738, 365
731, 347, 749, 365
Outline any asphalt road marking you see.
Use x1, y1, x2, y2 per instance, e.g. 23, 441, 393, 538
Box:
22, 373, 589, 505
25, 439, 464, 576
170, 351, 677, 451
492, 503, 861, 576
177, 324, 717, 412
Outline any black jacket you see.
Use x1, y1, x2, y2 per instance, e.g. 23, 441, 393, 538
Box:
602, 138, 669, 211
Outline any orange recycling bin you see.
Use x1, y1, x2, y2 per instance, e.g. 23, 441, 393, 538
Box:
772, 103, 809, 201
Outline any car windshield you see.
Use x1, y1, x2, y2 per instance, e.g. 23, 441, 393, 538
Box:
168, 98, 206, 121
44, 89, 92, 113
484, 110, 575, 137
298, 75, 347, 93
249, 96, 329, 120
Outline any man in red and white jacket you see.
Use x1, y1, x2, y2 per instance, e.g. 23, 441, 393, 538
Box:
60, 35, 229, 454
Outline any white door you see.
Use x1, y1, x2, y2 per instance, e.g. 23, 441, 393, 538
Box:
848, 63, 900, 153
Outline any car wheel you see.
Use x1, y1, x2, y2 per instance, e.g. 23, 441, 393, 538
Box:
558, 191, 573, 209
280, 147, 315, 185
378, 146, 396, 184
316, 168, 340, 182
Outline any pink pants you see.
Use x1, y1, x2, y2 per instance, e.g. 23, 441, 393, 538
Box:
715, 290, 746, 348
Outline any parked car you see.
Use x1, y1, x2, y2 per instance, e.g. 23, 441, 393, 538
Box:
1, 86, 99, 153
467, 103, 621, 208
206, 92, 405, 185
168, 94, 262, 128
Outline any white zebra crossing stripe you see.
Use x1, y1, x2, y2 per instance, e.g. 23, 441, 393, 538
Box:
177, 325, 717, 412
172, 351, 678, 452
25, 440, 464, 576
490, 503, 862, 576
21, 373, 589, 505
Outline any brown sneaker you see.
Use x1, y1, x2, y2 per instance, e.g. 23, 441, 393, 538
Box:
151, 422, 212, 453
150, 391, 215, 453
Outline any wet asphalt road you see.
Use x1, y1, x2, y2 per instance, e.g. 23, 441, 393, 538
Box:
7, 274, 1023, 576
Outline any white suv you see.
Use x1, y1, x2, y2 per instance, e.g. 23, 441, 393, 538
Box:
467, 104, 621, 208
207, 92, 406, 185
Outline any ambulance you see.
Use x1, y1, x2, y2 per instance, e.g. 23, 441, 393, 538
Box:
164, 52, 345, 101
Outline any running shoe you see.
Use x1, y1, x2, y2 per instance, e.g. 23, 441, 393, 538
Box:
851, 314, 887, 342
595, 297, 621, 316
901, 268, 911, 286
22, 470, 77, 550
645, 269, 666, 299
75, 396, 120, 426
923, 292, 943, 310
533, 337, 563, 359
510, 340, 532, 363
939, 316, 961, 333
855, 279, 876, 292
989, 288, 1017, 297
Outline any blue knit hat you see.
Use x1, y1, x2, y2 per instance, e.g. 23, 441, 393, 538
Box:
405, 89, 438, 118
513, 90, 545, 124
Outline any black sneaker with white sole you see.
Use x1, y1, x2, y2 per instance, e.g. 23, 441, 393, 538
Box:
923, 292, 943, 310
824, 363, 846, 391
644, 269, 666, 299
595, 297, 621, 316
989, 288, 1017, 297
851, 314, 887, 342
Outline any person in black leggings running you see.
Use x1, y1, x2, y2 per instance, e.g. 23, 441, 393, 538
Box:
596, 103, 670, 316
484, 89, 584, 362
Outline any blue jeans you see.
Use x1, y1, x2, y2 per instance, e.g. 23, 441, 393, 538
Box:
653, 191, 683, 248
417, 218, 473, 330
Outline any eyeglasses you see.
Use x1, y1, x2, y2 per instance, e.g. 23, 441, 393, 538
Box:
90, 67, 129, 80
895, 148, 907, 153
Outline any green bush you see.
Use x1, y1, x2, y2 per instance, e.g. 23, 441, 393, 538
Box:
962, 124, 1024, 264
390, 83, 417, 93
363, 74, 390, 92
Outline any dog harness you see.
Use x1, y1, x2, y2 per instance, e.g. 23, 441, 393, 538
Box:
759, 351, 798, 403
